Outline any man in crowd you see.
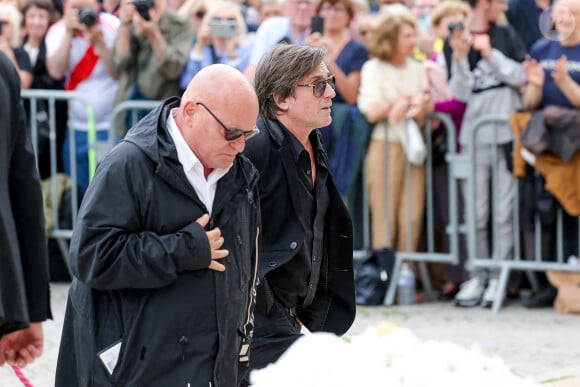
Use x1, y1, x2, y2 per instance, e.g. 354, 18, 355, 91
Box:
444, 0, 526, 307
244, 0, 317, 81
55, 64, 261, 386
0, 51, 52, 368
112, 0, 192, 134
45, 0, 119, 193
243, 44, 356, 382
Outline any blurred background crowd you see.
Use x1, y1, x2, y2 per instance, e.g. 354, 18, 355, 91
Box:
3, 0, 580, 311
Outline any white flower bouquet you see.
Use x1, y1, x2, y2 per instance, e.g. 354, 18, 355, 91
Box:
250, 322, 540, 387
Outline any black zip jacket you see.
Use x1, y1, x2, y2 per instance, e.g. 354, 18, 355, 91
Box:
55, 98, 260, 387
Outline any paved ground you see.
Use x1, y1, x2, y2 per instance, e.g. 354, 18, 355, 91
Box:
1, 282, 579, 386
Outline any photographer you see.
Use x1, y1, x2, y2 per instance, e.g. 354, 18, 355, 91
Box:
442, 0, 527, 308
179, 1, 251, 91
112, 0, 192, 134
45, 0, 119, 194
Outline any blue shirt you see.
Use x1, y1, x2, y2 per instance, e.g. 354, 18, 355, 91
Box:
249, 17, 306, 66
179, 43, 252, 91
333, 39, 368, 104
530, 39, 580, 109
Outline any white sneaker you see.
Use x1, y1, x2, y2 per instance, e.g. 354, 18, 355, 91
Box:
481, 278, 499, 308
454, 277, 484, 307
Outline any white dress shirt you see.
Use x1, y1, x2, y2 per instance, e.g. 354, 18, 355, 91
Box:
167, 109, 231, 214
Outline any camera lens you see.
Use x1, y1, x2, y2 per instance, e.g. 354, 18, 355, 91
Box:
132, 0, 154, 21
78, 7, 97, 27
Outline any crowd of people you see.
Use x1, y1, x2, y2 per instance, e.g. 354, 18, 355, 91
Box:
5, 0, 580, 304
1, 0, 580, 384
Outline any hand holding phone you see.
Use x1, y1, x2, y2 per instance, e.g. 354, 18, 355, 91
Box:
310, 16, 324, 34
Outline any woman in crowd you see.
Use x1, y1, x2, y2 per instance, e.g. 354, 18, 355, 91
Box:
423, 0, 470, 300
307, 0, 369, 199
357, 10, 430, 258
0, 2, 31, 88
310, 0, 368, 107
179, 0, 251, 91
20, 0, 67, 179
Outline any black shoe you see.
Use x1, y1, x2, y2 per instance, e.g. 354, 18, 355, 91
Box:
521, 286, 557, 308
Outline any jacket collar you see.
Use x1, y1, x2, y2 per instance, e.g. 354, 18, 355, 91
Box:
123, 98, 259, 212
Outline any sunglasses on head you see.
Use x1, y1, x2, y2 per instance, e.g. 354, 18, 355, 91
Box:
196, 102, 260, 141
296, 76, 336, 97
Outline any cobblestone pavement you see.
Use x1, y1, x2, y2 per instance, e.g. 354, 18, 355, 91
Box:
1, 282, 579, 386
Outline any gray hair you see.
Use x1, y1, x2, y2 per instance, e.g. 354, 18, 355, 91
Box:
254, 44, 326, 120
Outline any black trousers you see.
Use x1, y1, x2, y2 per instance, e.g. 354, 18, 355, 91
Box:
242, 301, 302, 386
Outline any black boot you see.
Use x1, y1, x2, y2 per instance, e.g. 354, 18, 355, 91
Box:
521, 285, 557, 308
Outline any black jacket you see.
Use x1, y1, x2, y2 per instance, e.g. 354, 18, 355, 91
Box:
0, 52, 51, 337
244, 117, 355, 336
56, 98, 260, 387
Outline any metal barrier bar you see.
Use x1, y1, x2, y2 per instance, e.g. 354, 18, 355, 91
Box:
22, 89, 96, 271
377, 112, 461, 305
465, 115, 580, 313
21, 91, 163, 273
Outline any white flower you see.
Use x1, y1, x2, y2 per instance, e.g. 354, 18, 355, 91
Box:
250, 322, 540, 387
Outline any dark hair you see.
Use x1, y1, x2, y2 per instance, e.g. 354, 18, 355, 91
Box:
21, 0, 56, 26
254, 44, 326, 120
316, 0, 356, 21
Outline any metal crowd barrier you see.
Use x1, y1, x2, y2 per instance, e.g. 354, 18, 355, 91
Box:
21, 90, 162, 271
356, 112, 580, 312
22, 89, 95, 272
350, 112, 461, 305
465, 115, 580, 312
380, 112, 462, 305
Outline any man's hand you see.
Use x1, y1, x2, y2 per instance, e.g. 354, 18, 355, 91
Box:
63, 7, 82, 34
118, 0, 135, 26
196, 214, 228, 272
133, 5, 161, 40
82, 23, 106, 48
0, 323, 44, 368
552, 55, 571, 86
524, 59, 545, 88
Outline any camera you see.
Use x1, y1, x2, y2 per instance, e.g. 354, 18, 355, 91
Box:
447, 21, 464, 34
210, 17, 237, 37
133, 0, 154, 21
78, 7, 98, 27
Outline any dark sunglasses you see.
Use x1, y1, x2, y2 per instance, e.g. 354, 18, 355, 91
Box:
296, 76, 336, 97
196, 102, 260, 141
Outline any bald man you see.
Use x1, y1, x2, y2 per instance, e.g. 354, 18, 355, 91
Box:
55, 64, 261, 387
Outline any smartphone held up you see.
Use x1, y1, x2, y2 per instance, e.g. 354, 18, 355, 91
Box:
310, 16, 324, 34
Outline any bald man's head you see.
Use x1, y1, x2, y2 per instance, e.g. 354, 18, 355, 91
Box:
183, 64, 257, 108
175, 64, 259, 173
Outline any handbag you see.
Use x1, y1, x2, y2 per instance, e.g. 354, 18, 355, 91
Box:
400, 119, 427, 165
355, 247, 395, 305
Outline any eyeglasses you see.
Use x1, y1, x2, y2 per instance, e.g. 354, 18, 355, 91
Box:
212, 16, 236, 22
320, 5, 348, 13
288, 0, 317, 5
196, 102, 260, 141
296, 76, 336, 97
